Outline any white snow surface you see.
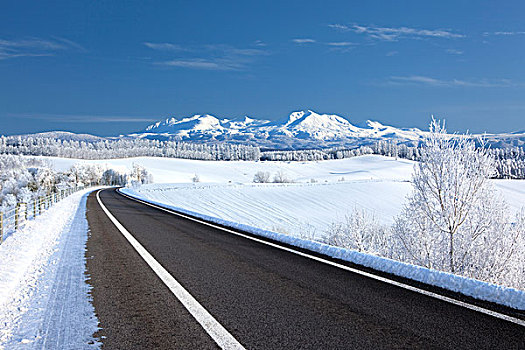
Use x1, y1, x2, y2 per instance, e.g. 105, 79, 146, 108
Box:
0, 189, 100, 349
42, 154, 414, 183
41, 154, 524, 225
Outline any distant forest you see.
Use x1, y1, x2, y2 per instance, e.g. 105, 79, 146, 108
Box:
1, 135, 524, 179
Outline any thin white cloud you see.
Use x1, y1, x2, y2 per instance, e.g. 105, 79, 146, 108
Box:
0, 52, 54, 60
253, 40, 267, 47
0, 38, 65, 50
329, 23, 464, 41
143, 42, 188, 51
387, 75, 517, 88
13, 113, 157, 123
52, 37, 87, 52
326, 42, 355, 46
328, 24, 351, 32
386, 50, 398, 56
490, 31, 525, 36
446, 48, 464, 55
146, 43, 269, 71
292, 38, 316, 44
157, 58, 238, 70
0, 37, 83, 60
226, 48, 269, 56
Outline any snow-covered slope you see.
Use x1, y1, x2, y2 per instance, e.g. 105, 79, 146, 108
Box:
41, 154, 524, 217
268, 110, 363, 139
18, 131, 104, 142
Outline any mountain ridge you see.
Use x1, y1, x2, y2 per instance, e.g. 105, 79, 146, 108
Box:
131, 109, 430, 148
9, 110, 525, 150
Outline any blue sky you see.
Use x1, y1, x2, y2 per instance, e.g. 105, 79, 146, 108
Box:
1, 0, 525, 136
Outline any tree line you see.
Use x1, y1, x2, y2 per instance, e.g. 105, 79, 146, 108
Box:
0, 154, 151, 210
1, 134, 523, 179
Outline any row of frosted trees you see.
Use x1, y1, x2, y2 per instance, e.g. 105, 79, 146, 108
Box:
0, 154, 151, 209
1, 134, 523, 178
0, 136, 261, 161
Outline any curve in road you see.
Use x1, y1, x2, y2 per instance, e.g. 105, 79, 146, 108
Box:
86, 188, 524, 349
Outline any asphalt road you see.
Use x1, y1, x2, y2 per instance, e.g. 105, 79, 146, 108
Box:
86, 188, 524, 349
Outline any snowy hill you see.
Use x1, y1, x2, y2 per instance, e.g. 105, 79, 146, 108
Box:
17, 131, 104, 142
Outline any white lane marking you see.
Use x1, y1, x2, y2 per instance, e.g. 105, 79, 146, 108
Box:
96, 190, 246, 350
117, 189, 525, 327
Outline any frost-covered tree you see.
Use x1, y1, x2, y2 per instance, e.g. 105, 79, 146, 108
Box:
0, 135, 261, 161
393, 119, 524, 288
132, 163, 153, 184
0, 154, 140, 209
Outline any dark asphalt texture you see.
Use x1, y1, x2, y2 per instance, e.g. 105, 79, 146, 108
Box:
86, 188, 525, 349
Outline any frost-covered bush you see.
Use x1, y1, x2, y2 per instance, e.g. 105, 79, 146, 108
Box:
273, 170, 293, 183
253, 171, 271, 183
325, 207, 390, 254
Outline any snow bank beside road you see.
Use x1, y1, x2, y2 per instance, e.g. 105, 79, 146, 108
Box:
0, 189, 99, 349
121, 189, 525, 310
126, 181, 410, 236
122, 179, 524, 240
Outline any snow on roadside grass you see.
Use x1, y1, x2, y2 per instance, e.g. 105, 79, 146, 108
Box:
0, 189, 99, 349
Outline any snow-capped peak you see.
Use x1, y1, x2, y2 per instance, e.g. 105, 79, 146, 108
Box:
135, 109, 431, 148
366, 120, 387, 130
145, 114, 224, 133
272, 110, 363, 139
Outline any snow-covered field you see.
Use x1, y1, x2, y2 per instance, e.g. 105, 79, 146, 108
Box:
40, 154, 414, 183
0, 189, 99, 349
123, 179, 524, 239
49, 154, 517, 239
24, 154, 525, 307
34, 153, 525, 239
33, 153, 524, 239
42, 155, 414, 235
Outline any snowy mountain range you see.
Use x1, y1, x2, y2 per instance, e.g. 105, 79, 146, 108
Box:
129, 110, 524, 149
14, 109, 524, 150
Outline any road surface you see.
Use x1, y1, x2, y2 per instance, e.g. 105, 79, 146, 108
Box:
85, 188, 524, 349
